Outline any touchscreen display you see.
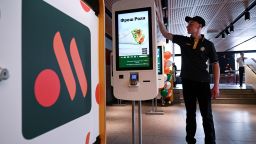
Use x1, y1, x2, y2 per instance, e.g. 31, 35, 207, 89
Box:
115, 7, 152, 70
157, 46, 163, 74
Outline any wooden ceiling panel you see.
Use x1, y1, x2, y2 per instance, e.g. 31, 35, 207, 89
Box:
170, 24, 188, 35
215, 1, 246, 21
196, 0, 225, 6
170, 7, 193, 24
194, 4, 222, 23
170, 0, 196, 9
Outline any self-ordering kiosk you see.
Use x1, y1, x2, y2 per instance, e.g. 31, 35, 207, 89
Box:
112, 0, 158, 101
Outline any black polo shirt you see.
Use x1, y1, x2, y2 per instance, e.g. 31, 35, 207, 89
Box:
172, 34, 218, 82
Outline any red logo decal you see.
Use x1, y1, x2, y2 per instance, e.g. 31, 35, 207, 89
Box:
34, 32, 88, 107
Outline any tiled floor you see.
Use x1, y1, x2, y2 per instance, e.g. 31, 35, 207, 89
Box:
106, 103, 256, 144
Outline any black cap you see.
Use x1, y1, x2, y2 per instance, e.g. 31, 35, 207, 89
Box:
185, 16, 206, 27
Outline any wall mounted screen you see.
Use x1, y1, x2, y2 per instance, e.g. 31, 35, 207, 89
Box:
157, 46, 163, 75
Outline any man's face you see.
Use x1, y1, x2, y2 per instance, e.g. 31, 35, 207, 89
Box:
186, 20, 202, 34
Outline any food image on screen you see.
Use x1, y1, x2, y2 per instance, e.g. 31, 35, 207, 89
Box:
131, 28, 145, 44
115, 7, 152, 70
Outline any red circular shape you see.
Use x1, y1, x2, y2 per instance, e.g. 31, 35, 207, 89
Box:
80, 0, 91, 12
85, 132, 90, 144
95, 83, 100, 104
34, 69, 60, 107
164, 67, 170, 74
164, 51, 172, 60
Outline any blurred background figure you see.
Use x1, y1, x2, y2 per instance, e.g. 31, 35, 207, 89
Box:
225, 64, 233, 83
236, 52, 247, 87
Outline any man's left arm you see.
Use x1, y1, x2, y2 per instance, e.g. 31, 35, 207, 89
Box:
212, 62, 220, 99
208, 42, 220, 99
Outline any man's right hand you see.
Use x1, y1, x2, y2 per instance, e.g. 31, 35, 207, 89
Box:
155, 7, 173, 40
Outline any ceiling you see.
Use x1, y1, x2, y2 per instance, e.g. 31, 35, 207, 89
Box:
105, 0, 256, 52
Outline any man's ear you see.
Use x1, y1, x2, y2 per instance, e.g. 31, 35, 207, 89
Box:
198, 25, 203, 31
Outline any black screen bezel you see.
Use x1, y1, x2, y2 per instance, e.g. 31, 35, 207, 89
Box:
157, 46, 163, 75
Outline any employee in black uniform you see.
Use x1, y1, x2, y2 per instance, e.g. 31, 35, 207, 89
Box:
236, 52, 247, 87
156, 9, 220, 144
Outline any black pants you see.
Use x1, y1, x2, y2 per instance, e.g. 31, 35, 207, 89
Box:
239, 67, 244, 87
182, 79, 216, 144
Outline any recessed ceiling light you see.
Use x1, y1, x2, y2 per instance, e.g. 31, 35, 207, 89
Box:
225, 29, 230, 35
230, 25, 234, 32
245, 11, 250, 21
222, 33, 225, 38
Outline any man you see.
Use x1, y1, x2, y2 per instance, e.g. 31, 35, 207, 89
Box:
236, 52, 247, 87
156, 10, 220, 144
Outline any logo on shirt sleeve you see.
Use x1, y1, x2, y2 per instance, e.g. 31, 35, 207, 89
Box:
200, 46, 205, 52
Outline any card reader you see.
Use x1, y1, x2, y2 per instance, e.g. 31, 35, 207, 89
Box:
130, 72, 139, 86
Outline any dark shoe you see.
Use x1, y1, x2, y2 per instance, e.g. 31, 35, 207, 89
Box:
186, 137, 196, 144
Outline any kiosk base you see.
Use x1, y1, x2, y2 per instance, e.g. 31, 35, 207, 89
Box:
146, 98, 164, 115
112, 99, 127, 106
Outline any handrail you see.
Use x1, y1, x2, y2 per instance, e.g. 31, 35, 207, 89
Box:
252, 58, 256, 64
247, 64, 256, 75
